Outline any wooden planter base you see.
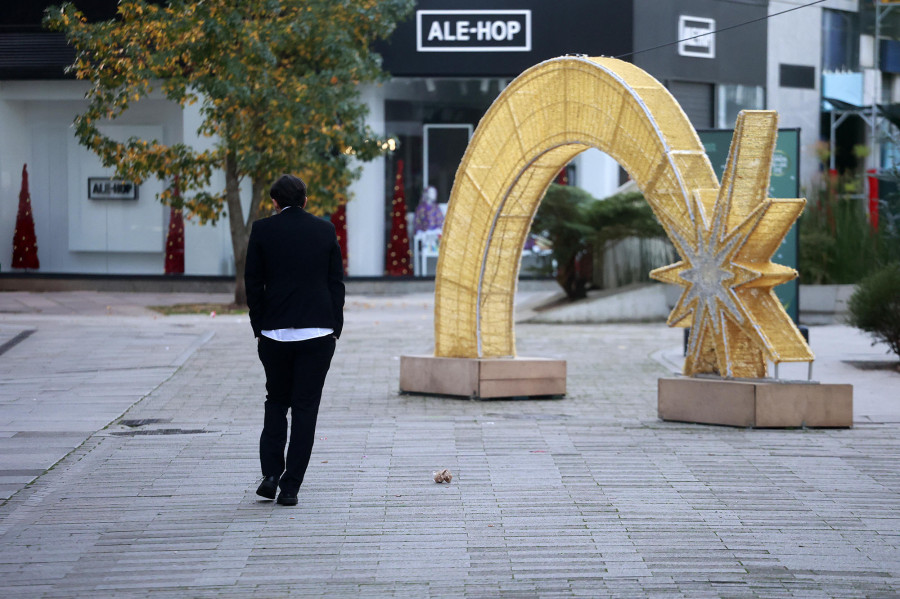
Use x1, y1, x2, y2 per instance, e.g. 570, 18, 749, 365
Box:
399, 355, 566, 399
658, 377, 853, 428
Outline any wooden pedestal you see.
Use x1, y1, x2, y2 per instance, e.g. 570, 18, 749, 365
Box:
399, 355, 566, 399
658, 377, 853, 428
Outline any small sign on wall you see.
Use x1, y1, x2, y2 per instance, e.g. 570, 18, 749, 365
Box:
678, 16, 715, 59
88, 177, 138, 200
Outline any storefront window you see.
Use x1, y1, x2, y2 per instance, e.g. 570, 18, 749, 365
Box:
383, 77, 506, 274
716, 84, 765, 130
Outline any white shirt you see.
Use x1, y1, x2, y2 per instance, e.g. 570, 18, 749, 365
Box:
261, 327, 333, 342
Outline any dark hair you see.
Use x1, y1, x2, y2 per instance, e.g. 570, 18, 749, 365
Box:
270, 174, 307, 208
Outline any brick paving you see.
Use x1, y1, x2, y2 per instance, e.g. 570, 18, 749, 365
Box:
0, 290, 899, 597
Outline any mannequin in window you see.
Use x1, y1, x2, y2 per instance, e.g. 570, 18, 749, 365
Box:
413, 185, 444, 233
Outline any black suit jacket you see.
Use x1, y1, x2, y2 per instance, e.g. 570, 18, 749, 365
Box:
244, 207, 345, 339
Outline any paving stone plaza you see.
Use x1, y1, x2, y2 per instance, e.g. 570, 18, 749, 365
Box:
0, 289, 898, 598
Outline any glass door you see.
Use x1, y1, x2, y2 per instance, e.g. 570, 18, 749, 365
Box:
423, 124, 473, 205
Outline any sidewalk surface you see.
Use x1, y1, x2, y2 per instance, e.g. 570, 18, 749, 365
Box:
0, 289, 898, 598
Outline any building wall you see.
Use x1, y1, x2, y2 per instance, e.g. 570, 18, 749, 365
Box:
631, 0, 769, 138
180, 100, 237, 277
5, 0, 855, 277
573, 149, 621, 201
0, 80, 240, 275
767, 1, 826, 194
0, 89, 29, 273
766, 0, 867, 191
379, 0, 634, 78
346, 85, 386, 277
633, 0, 768, 88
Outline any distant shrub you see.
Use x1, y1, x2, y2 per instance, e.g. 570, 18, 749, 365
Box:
531, 185, 666, 299
799, 192, 898, 284
847, 263, 900, 359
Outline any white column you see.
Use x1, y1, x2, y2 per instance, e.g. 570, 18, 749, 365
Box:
575, 148, 621, 200
0, 94, 30, 271
346, 85, 386, 276
181, 100, 232, 275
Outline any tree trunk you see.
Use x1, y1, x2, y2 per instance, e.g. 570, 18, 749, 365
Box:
233, 250, 248, 307
224, 152, 250, 306
556, 255, 588, 300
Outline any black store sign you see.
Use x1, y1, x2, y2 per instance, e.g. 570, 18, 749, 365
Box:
379, 0, 634, 77
417, 10, 531, 52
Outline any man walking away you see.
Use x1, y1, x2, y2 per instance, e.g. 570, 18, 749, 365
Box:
245, 174, 345, 506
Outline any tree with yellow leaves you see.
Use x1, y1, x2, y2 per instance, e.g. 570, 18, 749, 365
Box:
45, 0, 413, 304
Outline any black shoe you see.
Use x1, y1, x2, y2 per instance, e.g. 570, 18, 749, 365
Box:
276, 490, 298, 506
256, 475, 279, 500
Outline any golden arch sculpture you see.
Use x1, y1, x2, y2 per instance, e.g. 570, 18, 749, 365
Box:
433, 56, 813, 379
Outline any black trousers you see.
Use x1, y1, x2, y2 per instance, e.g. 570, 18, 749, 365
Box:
256, 334, 336, 494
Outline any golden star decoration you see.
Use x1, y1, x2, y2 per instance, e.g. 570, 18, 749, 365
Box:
650, 111, 813, 378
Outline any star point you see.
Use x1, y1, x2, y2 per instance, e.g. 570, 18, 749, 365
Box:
650, 111, 814, 378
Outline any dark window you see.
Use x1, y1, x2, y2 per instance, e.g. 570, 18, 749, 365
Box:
667, 81, 714, 129
780, 64, 816, 89
823, 9, 860, 72
0, 1, 162, 30
881, 39, 900, 75
0, 33, 73, 79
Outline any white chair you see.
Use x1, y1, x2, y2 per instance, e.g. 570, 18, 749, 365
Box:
413, 229, 441, 276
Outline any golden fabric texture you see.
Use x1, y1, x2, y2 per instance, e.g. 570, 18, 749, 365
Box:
433, 56, 813, 378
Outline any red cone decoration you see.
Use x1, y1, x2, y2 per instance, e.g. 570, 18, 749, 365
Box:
555, 167, 569, 186
330, 203, 348, 275
164, 178, 185, 274
385, 159, 411, 276
12, 164, 39, 270
164, 208, 185, 274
